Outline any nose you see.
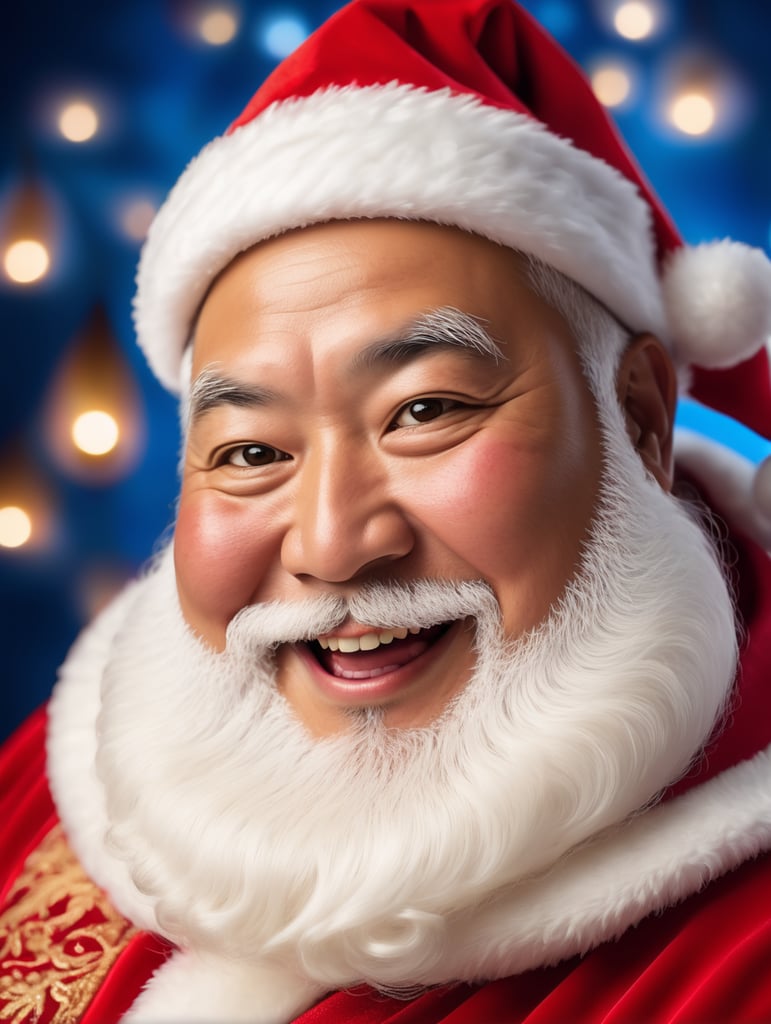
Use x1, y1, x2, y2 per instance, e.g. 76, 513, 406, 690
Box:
280, 437, 415, 584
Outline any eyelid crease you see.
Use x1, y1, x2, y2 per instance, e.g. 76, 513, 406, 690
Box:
389, 396, 442, 427
388, 395, 489, 432
213, 442, 292, 468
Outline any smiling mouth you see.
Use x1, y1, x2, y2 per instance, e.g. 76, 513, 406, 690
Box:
307, 623, 454, 680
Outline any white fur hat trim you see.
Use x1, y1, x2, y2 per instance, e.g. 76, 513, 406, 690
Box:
134, 83, 666, 394
135, 83, 771, 393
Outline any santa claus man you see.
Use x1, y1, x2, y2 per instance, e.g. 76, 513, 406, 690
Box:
3, 1, 771, 1021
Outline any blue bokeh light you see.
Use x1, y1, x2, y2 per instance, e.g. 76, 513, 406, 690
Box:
260, 14, 309, 60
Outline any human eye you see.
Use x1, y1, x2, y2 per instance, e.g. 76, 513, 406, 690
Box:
218, 443, 291, 467
390, 397, 460, 429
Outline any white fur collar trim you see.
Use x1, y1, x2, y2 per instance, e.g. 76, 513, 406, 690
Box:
134, 83, 664, 394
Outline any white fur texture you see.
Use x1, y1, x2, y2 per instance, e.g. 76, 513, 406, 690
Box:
663, 240, 771, 368
121, 952, 325, 1024
134, 83, 665, 393
46, 577, 160, 934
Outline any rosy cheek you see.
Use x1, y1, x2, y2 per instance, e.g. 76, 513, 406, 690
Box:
397, 433, 593, 607
174, 495, 276, 640
399, 439, 540, 577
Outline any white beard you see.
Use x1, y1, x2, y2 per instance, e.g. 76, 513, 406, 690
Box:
94, 406, 737, 993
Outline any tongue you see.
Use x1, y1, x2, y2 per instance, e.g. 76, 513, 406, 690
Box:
318, 630, 440, 680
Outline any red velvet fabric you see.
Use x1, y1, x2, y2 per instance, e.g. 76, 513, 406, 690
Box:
690, 353, 771, 442
0, 705, 55, 904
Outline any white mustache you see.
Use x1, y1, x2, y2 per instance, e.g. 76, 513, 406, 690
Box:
225, 579, 500, 652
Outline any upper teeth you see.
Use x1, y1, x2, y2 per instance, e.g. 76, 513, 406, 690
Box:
317, 626, 421, 652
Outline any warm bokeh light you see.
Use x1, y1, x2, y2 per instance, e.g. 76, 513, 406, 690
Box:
613, 1, 655, 40
669, 92, 716, 135
72, 410, 120, 456
591, 65, 632, 107
118, 197, 157, 241
1, 179, 58, 285
0, 506, 33, 549
58, 101, 99, 142
43, 306, 145, 483
199, 7, 238, 44
0, 443, 57, 551
3, 239, 50, 284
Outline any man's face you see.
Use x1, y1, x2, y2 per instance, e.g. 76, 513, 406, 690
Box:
174, 220, 604, 735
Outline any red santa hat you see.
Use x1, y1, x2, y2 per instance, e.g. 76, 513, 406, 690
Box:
134, 0, 771, 441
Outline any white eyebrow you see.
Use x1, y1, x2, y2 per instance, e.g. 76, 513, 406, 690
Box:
187, 367, 279, 426
352, 307, 505, 371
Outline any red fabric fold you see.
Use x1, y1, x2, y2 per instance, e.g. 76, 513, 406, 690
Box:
0, 705, 55, 904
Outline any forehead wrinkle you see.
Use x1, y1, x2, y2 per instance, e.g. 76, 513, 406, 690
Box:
350, 307, 506, 374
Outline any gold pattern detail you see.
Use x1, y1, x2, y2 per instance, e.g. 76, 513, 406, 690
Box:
0, 824, 137, 1023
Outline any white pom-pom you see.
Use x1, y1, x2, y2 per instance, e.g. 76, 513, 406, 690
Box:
752, 455, 771, 527
662, 241, 771, 368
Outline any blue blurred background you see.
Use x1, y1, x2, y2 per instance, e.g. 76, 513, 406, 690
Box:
2, 0, 770, 743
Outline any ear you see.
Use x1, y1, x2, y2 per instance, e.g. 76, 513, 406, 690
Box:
615, 334, 677, 492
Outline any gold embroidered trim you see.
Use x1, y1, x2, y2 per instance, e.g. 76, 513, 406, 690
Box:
0, 824, 137, 1024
